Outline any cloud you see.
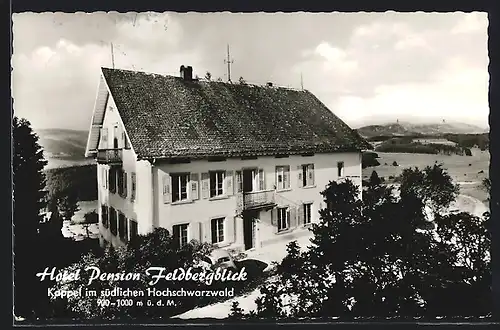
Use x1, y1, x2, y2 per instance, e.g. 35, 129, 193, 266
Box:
451, 12, 488, 34
291, 13, 488, 127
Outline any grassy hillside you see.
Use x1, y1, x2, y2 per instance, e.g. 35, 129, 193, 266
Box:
36, 128, 89, 160
45, 164, 97, 204
357, 122, 488, 139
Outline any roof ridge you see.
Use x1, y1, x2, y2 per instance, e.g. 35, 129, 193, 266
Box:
101, 67, 307, 91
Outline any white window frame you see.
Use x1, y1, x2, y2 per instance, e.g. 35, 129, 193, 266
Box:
276, 166, 290, 191
209, 170, 226, 197
277, 207, 289, 232
211, 217, 225, 243
173, 223, 189, 247
171, 173, 190, 202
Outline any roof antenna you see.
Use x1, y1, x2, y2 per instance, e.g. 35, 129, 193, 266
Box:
224, 44, 234, 82
110, 42, 115, 69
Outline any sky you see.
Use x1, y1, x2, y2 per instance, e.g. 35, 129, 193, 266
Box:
11, 11, 489, 130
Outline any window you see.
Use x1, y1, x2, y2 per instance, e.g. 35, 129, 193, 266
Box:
101, 205, 109, 228
117, 169, 127, 197
277, 207, 290, 232
302, 164, 315, 187
118, 212, 128, 241
276, 166, 290, 190
129, 219, 138, 242
211, 218, 225, 243
303, 203, 312, 224
209, 171, 225, 197
131, 172, 136, 201
173, 224, 189, 247
171, 173, 189, 202
337, 161, 344, 177
109, 168, 117, 194
109, 208, 117, 235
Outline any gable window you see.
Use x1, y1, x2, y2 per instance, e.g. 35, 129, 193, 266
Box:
275, 166, 290, 190
211, 217, 225, 243
118, 212, 128, 242
337, 161, 344, 177
302, 164, 315, 187
173, 224, 189, 247
209, 171, 225, 197
303, 203, 312, 225
277, 207, 290, 232
109, 207, 117, 236
171, 173, 190, 202
129, 219, 138, 242
130, 172, 136, 201
101, 205, 109, 229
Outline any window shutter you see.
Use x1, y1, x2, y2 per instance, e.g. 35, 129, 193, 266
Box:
105, 168, 108, 189
210, 219, 217, 244
235, 171, 243, 194
198, 222, 203, 242
258, 169, 265, 191
226, 217, 235, 244
190, 222, 200, 243
201, 173, 209, 199
310, 164, 315, 186
297, 165, 303, 188
225, 171, 234, 196
123, 172, 128, 197
101, 127, 108, 148
271, 208, 278, 226
131, 172, 136, 201
289, 206, 297, 228
297, 204, 304, 226
272, 208, 279, 234
162, 174, 171, 204
203, 220, 211, 243
190, 173, 200, 200
284, 167, 290, 189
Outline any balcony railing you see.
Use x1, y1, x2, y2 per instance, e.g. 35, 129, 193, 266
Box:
237, 190, 276, 212
96, 149, 123, 164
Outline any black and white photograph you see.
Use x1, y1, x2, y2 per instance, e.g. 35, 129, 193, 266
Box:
12, 11, 491, 323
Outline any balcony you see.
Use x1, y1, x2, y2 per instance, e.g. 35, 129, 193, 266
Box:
96, 149, 123, 165
237, 190, 276, 212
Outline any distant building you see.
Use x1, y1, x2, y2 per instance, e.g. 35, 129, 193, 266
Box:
85, 66, 370, 251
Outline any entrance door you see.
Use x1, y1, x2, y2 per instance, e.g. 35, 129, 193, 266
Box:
243, 210, 257, 250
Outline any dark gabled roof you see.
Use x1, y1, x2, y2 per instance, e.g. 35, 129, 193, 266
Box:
100, 67, 371, 160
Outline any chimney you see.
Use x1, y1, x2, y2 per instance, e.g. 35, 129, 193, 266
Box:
180, 65, 193, 81
267, 82, 273, 87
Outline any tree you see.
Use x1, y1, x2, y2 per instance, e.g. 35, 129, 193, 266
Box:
57, 192, 80, 222
205, 71, 212, 81
238, 76, 247, 84
482, 177, 491, 200
13, 116, 48, 318
243, 166, 490, 319
50, 228, 215, 319
369, 170, 382, 186
82, 210, 99, 238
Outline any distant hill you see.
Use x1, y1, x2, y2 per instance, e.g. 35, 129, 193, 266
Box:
35, 128, 93, 169
356, 122, 488, 138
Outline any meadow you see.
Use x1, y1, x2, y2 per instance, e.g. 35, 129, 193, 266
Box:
362, 148, 490, 206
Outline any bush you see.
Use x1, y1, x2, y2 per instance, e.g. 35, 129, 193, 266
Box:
392, 161, 399, 166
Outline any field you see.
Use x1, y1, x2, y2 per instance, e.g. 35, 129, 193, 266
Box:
362, 148, 490, 206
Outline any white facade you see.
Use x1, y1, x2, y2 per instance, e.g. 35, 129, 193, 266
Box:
95, 95, 363, 251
